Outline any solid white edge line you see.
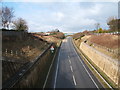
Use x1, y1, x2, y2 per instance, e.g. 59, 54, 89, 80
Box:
72, 40, 99, 89
72, 75, 77, 86
83, 53, 113, 89
72, 38, 113, 89
53, 45, 61, 89
43, 58, 54, 89
43, 47, 58, 89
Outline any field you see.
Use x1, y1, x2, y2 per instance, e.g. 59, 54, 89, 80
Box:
88, 34, 119, 49
87, 34, 119, 60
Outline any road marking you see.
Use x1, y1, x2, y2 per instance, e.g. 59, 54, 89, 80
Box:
54, 45, 61, 88
69, 60, 71, 64
70, 66, 73, 72
68, 56, 70, 58
77, 47, 113, 89
43, 45, 59, 89
72, 38, 113, 89
86, 59, 113, 89
72, 43, 99, 89
72, 75, 77, 86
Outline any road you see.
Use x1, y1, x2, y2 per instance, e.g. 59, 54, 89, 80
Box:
45, 37, 103, 88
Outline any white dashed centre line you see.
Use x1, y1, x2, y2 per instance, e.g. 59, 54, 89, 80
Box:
70, 66, 73, 72
68, 56, 77, 86
69, 60, 71, 64
68, 56, 70, 58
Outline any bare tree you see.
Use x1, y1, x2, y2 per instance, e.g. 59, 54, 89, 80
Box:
0, 6, 2, 28
13, 18, 28, 31
2, 6, 14, 29
0, 8, 1, 16
95, 23, 100, 33
0, 1, 2, 28
107, 16, 118, 32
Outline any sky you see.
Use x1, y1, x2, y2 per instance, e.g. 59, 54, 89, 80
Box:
1, 0, 118, 33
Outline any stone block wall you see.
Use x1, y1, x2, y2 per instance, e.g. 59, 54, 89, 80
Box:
80, 42, 119, 85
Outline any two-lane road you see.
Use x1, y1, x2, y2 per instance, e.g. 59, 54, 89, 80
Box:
45, 37, 103, 88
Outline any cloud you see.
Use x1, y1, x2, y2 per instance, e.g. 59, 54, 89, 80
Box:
88, 4, 103, 15
27, 2, 117, 32
3, 0, 119, 2
53, 12, 65, 21
3, 2, 118, 32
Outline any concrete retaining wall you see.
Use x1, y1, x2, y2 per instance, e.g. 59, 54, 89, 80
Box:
80, 42, 119, 85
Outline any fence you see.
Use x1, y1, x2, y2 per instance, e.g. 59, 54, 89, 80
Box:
3, 49, 26, 57
93, 32, 120, 35
86, 40, 118, 55
3, 45, 37, 57
2, 43, 56, 88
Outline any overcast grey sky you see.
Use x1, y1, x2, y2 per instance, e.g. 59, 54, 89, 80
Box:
2, 0, 118, 33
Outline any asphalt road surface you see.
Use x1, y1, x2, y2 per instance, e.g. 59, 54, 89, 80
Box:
45, 37, 103, 89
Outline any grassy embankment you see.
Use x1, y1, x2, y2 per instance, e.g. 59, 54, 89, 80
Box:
2, 30, 64, 87
72, 33, 119, 88
2, 33, 49, 83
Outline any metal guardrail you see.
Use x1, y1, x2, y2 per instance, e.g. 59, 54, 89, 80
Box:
2, 43, 53, 89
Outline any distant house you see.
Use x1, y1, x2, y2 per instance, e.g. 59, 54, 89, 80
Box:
45, 32, 50, 35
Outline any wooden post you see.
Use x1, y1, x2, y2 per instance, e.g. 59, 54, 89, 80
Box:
21, 51, 23, 55
16, 51, 18, 56
5, 49, 7, 56
11, 50, 13, 56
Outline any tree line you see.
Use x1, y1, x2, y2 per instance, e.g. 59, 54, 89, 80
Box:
94, 16, 120, 33
1, 6, 28, 31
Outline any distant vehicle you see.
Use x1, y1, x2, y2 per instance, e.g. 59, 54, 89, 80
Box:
50, 46, 54, 53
